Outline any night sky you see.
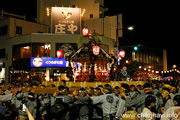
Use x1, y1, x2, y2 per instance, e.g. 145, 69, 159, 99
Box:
105, 1, 179, 67
0, 0, 179, 67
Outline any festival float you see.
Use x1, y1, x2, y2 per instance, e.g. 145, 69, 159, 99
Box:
66, 29, 117, 82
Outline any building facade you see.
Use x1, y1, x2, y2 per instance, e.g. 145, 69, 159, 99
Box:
119, 45, 167, 79
5, 33, 114, 82
0, 0, 167, 82
37, 0, 123, 41
0, 0, 120, 82
0, 13, 48, 81
37, 0, 106, 24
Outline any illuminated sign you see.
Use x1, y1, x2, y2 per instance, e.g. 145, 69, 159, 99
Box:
31, 57, 79, 68
57, 43, 77, 58
51, 7, 81, 34
31, 57, 68, 67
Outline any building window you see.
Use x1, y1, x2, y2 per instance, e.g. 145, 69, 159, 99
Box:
16, 26, 22, 35
90, 14, 93, 18
0, 25, 8, 36
132, 51, 136, 61
21, 46, 31, 58
0, 49, 5, 58
157, 57, 159, 63
32, 43, 51, 57
13, 43, 31, 61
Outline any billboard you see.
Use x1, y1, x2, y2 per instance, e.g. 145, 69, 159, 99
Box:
51, 7, 81, 34
31, 57, 68, 67
56, 43, 77, 58
30, 57, 78, 68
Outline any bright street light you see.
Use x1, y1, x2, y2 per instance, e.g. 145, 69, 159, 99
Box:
173, 65, 176, 68
128, 26, 134, 31
126, 60, 129, 63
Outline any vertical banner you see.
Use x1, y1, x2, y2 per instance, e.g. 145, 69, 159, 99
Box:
51, 7, 81, 34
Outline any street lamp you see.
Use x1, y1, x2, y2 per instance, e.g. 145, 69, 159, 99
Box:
173, 65, 176, 68
128, 26, 134, 31
126, 60, 129, 64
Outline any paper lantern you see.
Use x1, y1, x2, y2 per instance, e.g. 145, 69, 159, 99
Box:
119, 50, 125, 58
75, 70, 80, 77
57, 50, 63, 58
82, 28, 89, 36
114, 68, 117, 71
93, 45, 100, 55
102, 70, 108, 76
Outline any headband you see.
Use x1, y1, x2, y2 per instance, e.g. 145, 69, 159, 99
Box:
164, 84, 171, 88
172, 86, 176, 89
143, 87, 152, 91
162, 90, 169, 94
94, 89, 101, 92
59, 89, 66, 93
121, 87, 126, 91
79, 90, 86, 93
28, 95, 34, 98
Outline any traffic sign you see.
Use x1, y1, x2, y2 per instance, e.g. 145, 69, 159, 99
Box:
122, 71, 127, 76
122, 66, 127, 71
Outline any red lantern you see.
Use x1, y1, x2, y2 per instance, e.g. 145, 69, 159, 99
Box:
93, 45, 100, 55
57, 50, 63, 58
94, 70, 97, 75
102, 70, 108, 76
119, 50, 125, 58
75, 70, 80, 77
114, 68, 117, 71
82, 28, 89, 36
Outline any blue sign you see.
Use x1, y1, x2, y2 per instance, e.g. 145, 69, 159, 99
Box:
122, 66, 127, 71
118, 50, 120, 65
122, 71, 127, 76
30, 57, 68, 67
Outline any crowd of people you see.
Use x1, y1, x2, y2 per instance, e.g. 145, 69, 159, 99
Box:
0, 79, 180, 120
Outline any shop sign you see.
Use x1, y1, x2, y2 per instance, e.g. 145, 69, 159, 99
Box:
31, 57, 68, 67
57, 43, 77, 58
51, 7, 81, 34
122, 71, 127, 76
122, 66, 127, 71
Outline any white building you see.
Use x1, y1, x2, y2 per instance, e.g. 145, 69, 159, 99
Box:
0, 12, 48, 82
37, 0, 123, 41
0, 0, 122, 82
5, 33, 114, 82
